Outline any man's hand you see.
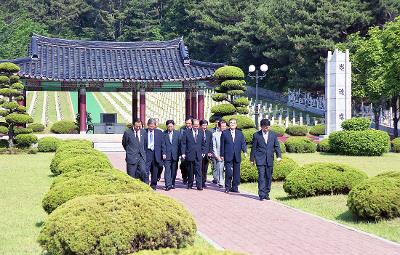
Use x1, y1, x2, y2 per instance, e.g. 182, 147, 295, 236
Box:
277, 157, 282, 162
220, 156, 224, 161
162, 154, 166, 160
182, 154, 186, 160
208, 153, 213, 157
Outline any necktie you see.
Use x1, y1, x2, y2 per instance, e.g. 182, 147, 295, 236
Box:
169, 132, 173, 144
149, 131, 154, 150
203, 131, 206, 143
194, 131, 198, 143
232, 130, 235, 142
136, 131, 140, 143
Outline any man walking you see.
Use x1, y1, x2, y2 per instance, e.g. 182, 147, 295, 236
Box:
144, 118, 165, 190
212, 120, 227, 188
162, 120, 180, 190
122, 118, 146, 182
220, 118, 247, 193
181, 119, 205, 190
179, 116, 193, 184
200, 119, 213, 188
250, 119, 282, 200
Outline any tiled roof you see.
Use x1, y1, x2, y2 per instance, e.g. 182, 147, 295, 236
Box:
2, 35, 224, 82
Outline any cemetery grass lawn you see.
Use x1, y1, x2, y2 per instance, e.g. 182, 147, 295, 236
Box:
240, 152, 400, 243
0, 153, 212, 254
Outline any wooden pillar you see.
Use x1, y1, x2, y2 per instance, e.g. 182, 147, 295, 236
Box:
139, 88, 146, 124
191, 90, 198, 119
185, 89, 191, 118
79, 88, 87, 134
132, 89, 138, 123
198, 90, 205, 120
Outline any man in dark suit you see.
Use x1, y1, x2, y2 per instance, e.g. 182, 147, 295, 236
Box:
250, 119, 282, 201
179, 116, 193, 184
162, 119, 180, 191
144, 118, 166, 190
220, 118, 247, 193
200, 119, 213, 188
181, 119, 205, 190
122, 118, 146, 182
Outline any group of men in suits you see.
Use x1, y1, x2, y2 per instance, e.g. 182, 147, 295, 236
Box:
123, 116, 281, 200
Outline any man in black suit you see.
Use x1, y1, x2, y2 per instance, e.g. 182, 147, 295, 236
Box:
122, 118, 146, 182
220, 118, 247, 193
162, 119, 180, 190
179, 116, 193, 184
144, 118, 166, 190
181, 119, 205, 190
200, 119, 213, 188
250, 119, 282, 201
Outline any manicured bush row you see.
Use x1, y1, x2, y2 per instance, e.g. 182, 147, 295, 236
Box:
285, 125, 308, 136
284, 137, 316, 153
317, 139, 330, 152
309, 124, 325, 136
38, 137, 61, 152
270, 125, 285, 137
28, 123, 45, 132
134, 248, 245, 255
55, 139, 93, 153
56, 154, 113, 175
392, 138, 400, 153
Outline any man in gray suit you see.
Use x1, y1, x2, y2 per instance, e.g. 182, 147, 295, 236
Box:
212, 120, 227, 188
122, 118, 146, 182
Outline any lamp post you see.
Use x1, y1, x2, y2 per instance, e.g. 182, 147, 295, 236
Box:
248, 64, 268, 129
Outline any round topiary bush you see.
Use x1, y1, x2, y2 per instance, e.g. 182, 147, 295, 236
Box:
392, 138, 400, 153
284, 137, 316, 153
210, 104, 237, 116
220, 80, 246, 91
134, 248, 245, 255
42, 170, 152, 213
242, 128, 257, 144
56, 139, 93, 153
28, 123, 45, 133
38, 193, 197, 255
329, 130, 390, 156
50, 148, 108, 175
272, 156, 299, 181
221, 115, 255, 129
15, 134, 38, 148
286, 125, 308, 136
309, 124, 325, 136
38, 137, 61, 152
56, 154, 112, 175
50, 120, 78, 134
317, 138, 330, 152
341, 117, 371, 131
283, 163, 368, 197
214, 66, 245, 80
347, 171, 400, 220
270, 125, 285, 137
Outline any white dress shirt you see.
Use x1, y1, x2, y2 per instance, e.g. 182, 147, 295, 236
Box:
263, 131, 269, 145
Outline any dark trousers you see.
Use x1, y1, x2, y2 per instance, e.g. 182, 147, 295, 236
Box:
201, 156, 210, 187
187, 160, 202, 188
127, 157, 146, 182
146, 149, 161, 188
257, 165, 273, 199
164, 159, 178, 188
157, 165, 163, 180
225, 160, 241, 191
180, 160, 188, 182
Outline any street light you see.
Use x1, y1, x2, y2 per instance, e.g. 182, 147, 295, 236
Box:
248, 64, 268, 129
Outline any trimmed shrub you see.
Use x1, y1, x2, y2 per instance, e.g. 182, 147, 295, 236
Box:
38, 193, 197, 254
2, 101, 19, 110
56, 139, 93, 153
211, 104, 237, 116
347, 172, 400, 220
50, 120, 78, 134
341, 117, 371, 131
38, 137, 61, 152
10, 82, 24, 90
13, 127, 33, 135
272, 156, 299, 181
279, 141, 286, 153
284, 137, 316, 153
0, 62, 20, 73
392, 138, 400, 153
329, 130, 390, 156
221, 115, 256, 129
220, 80, 246, 91
15, 134, 38, 148
286, 125, 308, 136
283, 163, 368, 197
134, 248, 244, 255
235, 106, 249, 115
212, 93, 228, 102
214, 66, 245, 80
242, 128, 257, 144
232, 97, 250, 107
227, 90, 245, 96
240, 158, 258, 183
309, 124, 325, 136
270, 125, 285, 137
0, 126, 8, 134
9, 75, 19, 83
56, 154, 112, 175
5, 113, 33, 124
28, 123, 45, 133
317, 138, 330, 152
42, 170, 152, 213
0, 75, 10, 84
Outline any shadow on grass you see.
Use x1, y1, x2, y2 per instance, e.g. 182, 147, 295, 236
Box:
336, 210, 380, 225
35, 221, 44, 228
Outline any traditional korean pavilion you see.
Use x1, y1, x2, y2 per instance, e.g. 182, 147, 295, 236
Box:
3, 34, 224, 133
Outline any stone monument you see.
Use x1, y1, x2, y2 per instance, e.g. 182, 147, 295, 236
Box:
325, 49, 351, 136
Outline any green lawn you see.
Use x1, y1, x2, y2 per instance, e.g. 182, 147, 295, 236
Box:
240, 152, 400, 243
58, 92, 75, 121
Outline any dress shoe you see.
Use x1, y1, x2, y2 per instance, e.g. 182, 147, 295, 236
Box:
164, 187, 171, 191
259, 197, 264, 201
197, 187, 203, 191
212, 180, 218, 184
151, 187, 156, 191
202, 184, 207, 188
230, 188, 239, 193
171, 185, 175, 189
183, 180, 187, 185
265, 196, 270, 200
224, 189, 230, 193
218, 184, 224, 188
187, 186, 193, 189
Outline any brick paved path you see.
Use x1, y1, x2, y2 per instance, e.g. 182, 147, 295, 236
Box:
107, 152, 400, 255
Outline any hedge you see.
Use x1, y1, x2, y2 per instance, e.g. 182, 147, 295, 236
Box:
341, 117, 371, 131
50, 120, 78, 134
286, 125, 308, 136
242, 128, 257, 144
309, 124, 325, 136
210, 104, 237, 116
240, 156, 297, 183
284, 137, 316, 153
15, 134, 38, 148
56, 139, 93, 153
279, 141, 286, 154
270, 125, 285, 137
38, 193, 197, 254
347, 171, 400, 220
214, 66, 245, 80
283, 163, 368, 197
221, 115, 256, 129
392, 138, 400, 153
134, 248, 244, 255
28, 123, 45, 132
317, 138, 330, 152
329, 130, 390, 156
56, 154, 112, 175
42, 170, 152, 213
38, 137, 61, 152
